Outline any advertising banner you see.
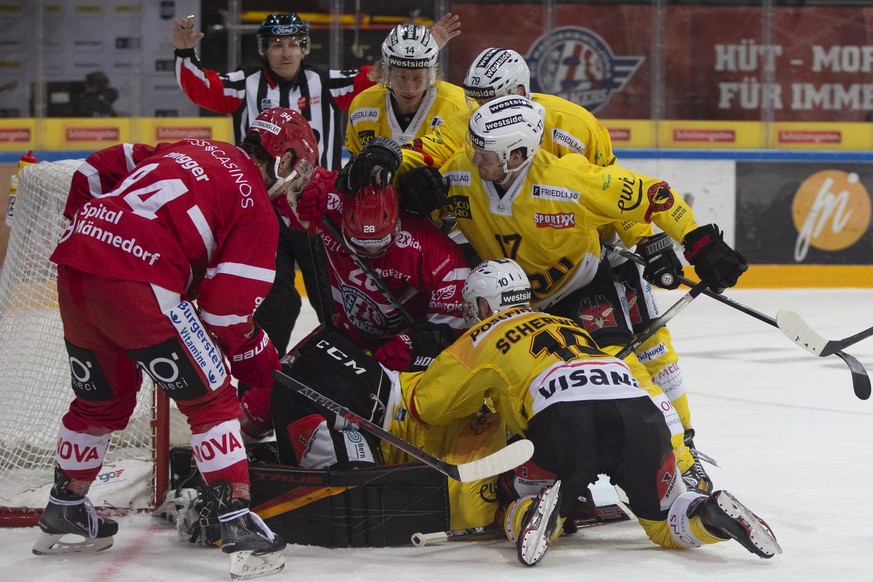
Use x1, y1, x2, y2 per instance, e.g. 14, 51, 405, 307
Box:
451, 3, 873, 123
736, 162, 873, 264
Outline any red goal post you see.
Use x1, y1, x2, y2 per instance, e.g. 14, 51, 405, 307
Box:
0, 159, 182, 526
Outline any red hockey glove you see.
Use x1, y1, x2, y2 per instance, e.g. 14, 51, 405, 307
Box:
373, 334, 413, 371
296, 173, 331, 223
683, 224, 748, 293
229, 326, 280, 392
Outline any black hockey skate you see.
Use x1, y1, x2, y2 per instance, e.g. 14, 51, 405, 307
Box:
695, 490, 783, 558
210, 482, 286, 580
32, 469, 118, 556
682, 429, 714, 495
516, 480, 562, 567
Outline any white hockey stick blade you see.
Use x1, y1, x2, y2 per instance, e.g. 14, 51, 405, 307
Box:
776, 309, 829, 356
454, 439, 534, 482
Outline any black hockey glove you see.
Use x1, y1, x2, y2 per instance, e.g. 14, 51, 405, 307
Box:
398, 167, 449, 215
407, 321, 456, 372
335, 136, 402, 195
637, 233, 683, 290
683, 224, 748, 293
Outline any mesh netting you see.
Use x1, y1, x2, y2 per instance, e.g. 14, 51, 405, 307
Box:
0, 160, 188, 513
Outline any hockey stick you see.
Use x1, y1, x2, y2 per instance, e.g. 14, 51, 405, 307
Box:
775, 310, 873, 358
615, 278, 709, 360
604, 244, 871, 400
321, 216, 416, 326
410, 503, 631, 547
272, 369, 534, 482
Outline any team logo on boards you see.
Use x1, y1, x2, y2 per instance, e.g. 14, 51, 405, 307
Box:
791, 170, 872, 262
526, 27, 643, 113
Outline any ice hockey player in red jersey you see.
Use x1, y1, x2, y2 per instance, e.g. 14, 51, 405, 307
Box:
282, 174, 470, 371
33, 107, 319, 580
235, 173, 471, 440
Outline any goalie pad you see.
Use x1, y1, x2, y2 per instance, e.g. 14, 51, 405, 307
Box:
162, 446, 449, 548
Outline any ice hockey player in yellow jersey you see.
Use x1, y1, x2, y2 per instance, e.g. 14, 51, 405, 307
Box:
344, 24, 468, 156
408, 259, 780, 567
437, 95, 747, 485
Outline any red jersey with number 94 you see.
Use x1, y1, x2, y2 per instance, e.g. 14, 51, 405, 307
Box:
50, 139, 279, 352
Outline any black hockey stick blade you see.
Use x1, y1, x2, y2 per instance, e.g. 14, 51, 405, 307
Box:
776, 309, 873, 358
272, 369, 535, 481
604, 243, 871, 400
673, 279, 871, 401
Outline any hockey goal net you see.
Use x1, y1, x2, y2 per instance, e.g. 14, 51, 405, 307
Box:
0, 159, 186, 526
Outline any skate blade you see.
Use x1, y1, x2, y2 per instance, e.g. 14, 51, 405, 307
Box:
32, 531, 114, 556
717, 491, 783, 559
517, 482, 562, 567
229, 549, 285, 580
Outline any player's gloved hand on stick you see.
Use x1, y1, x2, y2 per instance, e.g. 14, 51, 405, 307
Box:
637, 232, 683, 290
683, 224, 748, 293
373, 334, 413, 371
408, 321, 455, 372
398, 166, 449, 215
229, 326, 280, 391
295, 168, 334, 223
335, 137, 402, 195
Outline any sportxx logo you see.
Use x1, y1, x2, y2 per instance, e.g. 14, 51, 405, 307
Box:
534, 212, 575, 229
792, 170, 871, 261
527, 27, 644, 113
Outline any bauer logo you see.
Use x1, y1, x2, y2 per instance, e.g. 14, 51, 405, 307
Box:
791, 170, 872, 262
532, 184, 580, 202
527, 27, 643, 113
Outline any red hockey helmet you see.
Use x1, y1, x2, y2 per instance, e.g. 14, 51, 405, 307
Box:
247, 107, 318, 198
341, 184, 401, 257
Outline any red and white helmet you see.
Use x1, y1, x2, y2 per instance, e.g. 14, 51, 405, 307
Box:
341, 184, 401, 257
380, 24, 439, 86
247, 107, 319, 198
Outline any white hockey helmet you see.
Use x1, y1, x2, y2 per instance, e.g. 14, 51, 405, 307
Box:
463, 48, 531, 102
381, 24, 439, 86
462, 259, 532, 325
468, 95, 544, 174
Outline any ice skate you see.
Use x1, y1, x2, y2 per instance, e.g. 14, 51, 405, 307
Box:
219, 499, 286, 579
516, 480, 563, 567
698, 490, 782, 558
32, 469, 118, 556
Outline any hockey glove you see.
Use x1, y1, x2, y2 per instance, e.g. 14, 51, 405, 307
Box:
637, 233, 683, 290
295, 170, 332, 223
398, 166, 449, 215
335, 137, 402, 195
683, 224, 748, 293
229, 326, 280, 392
408, 321, 456, 372
373, 334, 413, 371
